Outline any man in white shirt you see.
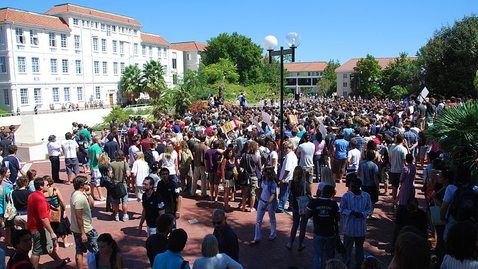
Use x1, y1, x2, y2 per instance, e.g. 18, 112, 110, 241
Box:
278, 141, 298, 213
47, 135, 62, 183
61, 132, 79, 185
346, 139, 361, 191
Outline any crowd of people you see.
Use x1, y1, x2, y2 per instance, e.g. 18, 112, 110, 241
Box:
0, 95, 477, 268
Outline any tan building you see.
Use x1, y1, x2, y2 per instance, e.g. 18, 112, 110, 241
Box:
171, 41, 207, 72
283, 61, 327, 94
335, 57, 417, 97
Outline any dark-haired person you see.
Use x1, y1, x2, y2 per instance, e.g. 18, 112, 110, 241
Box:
156, 168, 182, 221
110, 150, 131, 221
104, 133, 120, 162
12, 176, 31, 231
61, 132, 79, 185
2, 144, 25, 185
388, 231, 431, 269
146, 214, 174, 266
138, 177, 165, 236
389, 134, 407, 206
152, 228, 190, 269
397, 154, 416, 208
332, 132, 348, 183
7, 229, 34, 269
94, 233, 124, 269
441, 221, 478, 268
212, 209, 239, 262
358, 150, 380, 219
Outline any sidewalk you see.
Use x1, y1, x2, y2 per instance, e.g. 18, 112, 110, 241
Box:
1, 160, 426, 268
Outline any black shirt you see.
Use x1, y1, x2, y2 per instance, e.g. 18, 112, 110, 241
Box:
156, 179, 179, 214
12, 189, 31, 212
7, 252, 34, 269
307, 198, 340, 236
141, 192, 165, 228
214, 223, 239, 262
146, 233, 168, 266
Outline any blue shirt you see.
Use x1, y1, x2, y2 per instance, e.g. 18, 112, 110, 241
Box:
340, 191, 372, 237
334, 139, 349, 159
153, 250, 190, 269
358, 160, 379, 187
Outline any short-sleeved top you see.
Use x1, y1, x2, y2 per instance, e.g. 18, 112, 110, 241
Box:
297, 142, 315, 167
0, 186, 11, 214
307, 198, 339, 236
132, 160, 150, 186
152, 250, 190, 269
78, 129, 91, 143
110, 161, 130, 184
146, 234, 168, 266
12, 189, 31, 212
156, 179, 180, 214
334, 139, 349, 159
26, 191, 49, 232
389, 144, 407, 173
259, 180, 277, 203
70, 190, 93, 233
279, 151, 298, 183
88, 144, 102, 169
61, 140, 79, 159
347, 148, 361, 172
141, 192, 165, 228
205, 149, 221, 172
2, 155, 21, 183
359, 160, 379, 187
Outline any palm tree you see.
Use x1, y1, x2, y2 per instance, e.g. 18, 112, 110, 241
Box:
172, 84, 193, 115
120, 65, 142, 104
142, 60, 167, 99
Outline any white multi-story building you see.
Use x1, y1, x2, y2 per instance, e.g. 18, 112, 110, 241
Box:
284, 62, 327, 94
171, 42, 207, 72
0, 3, 188, 113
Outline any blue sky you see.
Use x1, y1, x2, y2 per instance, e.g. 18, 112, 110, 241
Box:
2, 0, 475, 65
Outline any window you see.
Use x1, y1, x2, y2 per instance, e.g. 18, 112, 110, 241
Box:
75, 60, 81, 74
73, 18, 79, 25
3, 90, 9, 105
49, 33, 56, 47
172, 58, 177, 69
112, 40, 117, 53
50, 59, 57, 73
101, 23, 105, 30
20, 89, 28, 104
142, 45, 146, 56
101, 39, 106, 52
77, 87, 83, 101
173, 74, 178, 84
187, 54, 191, 61
149, 46, 152, 56
134, 43, 138, 55
106, 25, 111, 36
34, 88, 41, 103
0, 57, 6, 73
94, 61, 99, 74
15, 28, 25, 44
163, 65, 167, 74
18, 57, 26, 73
102, 61, 107, 74
158, 48, 162, 58
64, 87, 70, 101
95, 86, 101, 99
112, 26, 116, 32
30, 30, 38, 45
120, 62, 125, 73
113, 62, 118, 75
92, 37, 98, 51
95, 22, 98, 29
119, 41, 124, 54
74, 35, 80, 49
343, 82, 348, 88
62, 59, 68, 73
32, 57, 39, 73
343, 74, 348, 79
52, 87, 59, 102
60, 34, 67, 48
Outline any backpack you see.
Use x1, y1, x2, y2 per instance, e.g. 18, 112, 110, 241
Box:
144, 149, 155, 168
449, 184, 478, 222
181, 151, 192, 166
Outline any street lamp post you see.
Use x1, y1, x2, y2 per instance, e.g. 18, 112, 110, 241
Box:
263, 32, 301, 150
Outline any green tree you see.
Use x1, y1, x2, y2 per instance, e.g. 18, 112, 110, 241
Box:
202, 32, 263, 85
382, 52, 420, 96
317, 59, 340, 96
353, 54, 384, 97
418, 15, 478, 97
474, 70, 478, 92
389, 85, 409, 100
171, 85, 193, 115
257, 58, 282, 90
120, 65, 142, 104
142, 60, 167, 99
201, 58, 239, 84
182, 70, 207, 101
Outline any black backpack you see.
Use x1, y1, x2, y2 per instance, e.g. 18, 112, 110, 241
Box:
449, 184, 478, 222
144, 149, 155, 168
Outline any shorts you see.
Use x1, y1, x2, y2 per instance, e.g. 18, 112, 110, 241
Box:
90, 169, 101, 186
73, 229, 99, 254
249, 176, 259, 197
302, 166, 314, 184
111, 184, 129, 205
65, 158, 80, 175
390, 173, 401, 188
381, 165, 390, 184
31, 229, 53, 256
362, 185, 379, 203
208, 172, 221, 185
332, 158, 347, 175
224, 179, 235, 188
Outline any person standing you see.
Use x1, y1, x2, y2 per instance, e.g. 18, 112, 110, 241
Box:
2, 145, 25, 185
192, 135, 209, 197
389, 134, 407, 206
358, 150, 380, 219
138, 177, 165, 236
47, 135, 62, 183
70, 176, 98, 269
156, 168, 182, 222
212, 209, 240, 262
306, 184, 340, 269
104, 133, 120, 162
277, 142, 298, 213
146, 214, 175, 267
110, 150, 131, 221
287, 166, 310, 251
61, 132, 79, 185
340, 178, 372, 269
152, 229, 190, 269
332, 132, 349, 183
88, 136, 105, 201
398, 154, 416, 208
27, 177, 70, 268
296, 133, 315, 186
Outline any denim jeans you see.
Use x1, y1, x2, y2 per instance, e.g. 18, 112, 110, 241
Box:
254, 200, 277, 241
289, 208, 308, 247
313, 234, 335, 269
343, 235, 365, 269
313, 155, 324, 181
278, 182, 290, 211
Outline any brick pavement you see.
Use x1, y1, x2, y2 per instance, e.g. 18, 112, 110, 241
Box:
1, 159, 427, 269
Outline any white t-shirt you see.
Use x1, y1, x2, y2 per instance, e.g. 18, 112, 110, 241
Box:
347, 148, 361, 173
160, 151, 178, 175
279, 151, 298, 183
132, 159, 150, 186
297, 142, 315, 167
62, 140, 78, 159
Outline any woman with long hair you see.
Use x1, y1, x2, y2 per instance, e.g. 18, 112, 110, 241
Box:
94, 233, 124, 269
441, 221, 478, 268
178, 141, 193, 193
287, 166, 310, 251
220, 148, 236, 212
11, 176, 31, 231
158, 144, 179, 182
313, 132, 325, 181
266, 141, 278, 173
0, 167, 12, 247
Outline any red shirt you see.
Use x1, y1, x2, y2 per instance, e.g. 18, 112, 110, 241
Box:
26, 191, 50, 232
140, 138, 154, 152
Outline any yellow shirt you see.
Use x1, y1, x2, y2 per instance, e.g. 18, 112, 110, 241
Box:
70, 190, 93, 233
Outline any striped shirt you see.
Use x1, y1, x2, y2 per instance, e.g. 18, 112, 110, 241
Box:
340, 191, 372, 237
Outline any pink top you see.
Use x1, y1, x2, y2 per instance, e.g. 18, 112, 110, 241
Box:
313, 140, 325, 156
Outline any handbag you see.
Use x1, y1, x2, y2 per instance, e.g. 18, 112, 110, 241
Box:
50, 207, 61, 223
334, 223, 346, 254
237, 170, 250, 186
46, 190, 61, 223
4, 191, 17, 221
296, 182, 311, 215
110, 183, 127, 199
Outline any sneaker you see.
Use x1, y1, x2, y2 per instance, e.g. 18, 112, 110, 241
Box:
114, 214, 120, 222
122, 214, 129, 222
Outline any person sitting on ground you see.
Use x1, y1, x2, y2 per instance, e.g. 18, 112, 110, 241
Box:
192, 234, 243, 269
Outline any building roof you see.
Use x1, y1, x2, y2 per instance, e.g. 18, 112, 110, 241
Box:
335, 57, 418, 72
141, 33, 170, 45
44, 3, 142, 26
171, 41, 207, 51
0, 7, 70, 30
284, 61, 328, 72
